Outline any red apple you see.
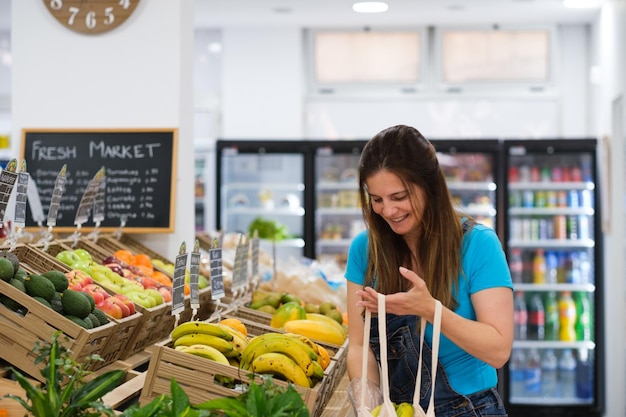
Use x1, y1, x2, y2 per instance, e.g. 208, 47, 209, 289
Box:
158, 286, 172, 302
96, 299, 123, 320
111, 294, 136, 316
82, 283, 109, 304
108, 296, 131, 318
139, 276, 159, 289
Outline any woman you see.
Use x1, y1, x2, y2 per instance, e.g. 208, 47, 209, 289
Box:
345, 125, 513, 416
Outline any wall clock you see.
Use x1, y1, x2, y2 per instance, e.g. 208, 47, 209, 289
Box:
43, 0, 141, 35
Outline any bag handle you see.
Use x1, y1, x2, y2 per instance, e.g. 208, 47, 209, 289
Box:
413, 299, 443, 417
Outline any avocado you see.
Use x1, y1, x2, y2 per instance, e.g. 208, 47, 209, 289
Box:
33, 296, 52, 309
49, 292, 64, 314
82, 316, 94, 329
0, 251, 20, 274
91, 308, 109, 325
64, 315, 88, 329
0, 278, 26, 311
41, 270, 69, 292
87, 312, 101, 327
80, 291, 96, 312
24, 274, 56, 301
61, 289, 92, 319
12, 268, 27, 283
0, 257, 14, 282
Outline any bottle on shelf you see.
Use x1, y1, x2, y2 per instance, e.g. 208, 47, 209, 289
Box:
544, 291, 560, 341
558, 291, 577, 342
532, 249, 546, 284
527, 293, 545, 341
565, 252, 581, 284
574, 292, 592, 341
558, 349, 577, 399
556, 251, 567, 283
541, 349, 559, 398
510, 248, 523, 283
576, 348, 594, 400
514, 291, 528, 341
524, 348, 542, 398
509, 348, 527, 399
545, 251, 558, 284
579, 251, 592, 285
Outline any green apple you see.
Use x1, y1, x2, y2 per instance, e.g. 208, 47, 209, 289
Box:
144, 288, 164, 305
72, 260, 92, 275
73, 248, 92, 262
56, 250, 81, 267
125, 291, 156, 308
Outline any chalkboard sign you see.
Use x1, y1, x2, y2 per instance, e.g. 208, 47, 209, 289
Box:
21, 128, 177, 233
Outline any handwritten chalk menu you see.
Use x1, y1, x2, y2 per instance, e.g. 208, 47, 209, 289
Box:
21, 129, 177, 232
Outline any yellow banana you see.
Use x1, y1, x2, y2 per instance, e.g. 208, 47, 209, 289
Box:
283, 319, 347, 346
215, 323, 249, 354
173, 333, 239, 358
240, 334, 317, 377
250, 352, 310, 388
371, 404, 382, 417
171, 321, 233, 342
176, 344, 231, 366
311, 360, 325, 380
306, 313, 347, 338
395, 402, 414, 417
284, 332, 331, 370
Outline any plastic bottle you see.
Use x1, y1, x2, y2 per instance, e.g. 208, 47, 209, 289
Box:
509, 348, 527, 399
527, 293, 545, 340
541, 349, 558, 398
579, 251, 592, 284
574, 292, 592, 341
565, 252, 581, 284
524, 348, 542, 397
545, 251, 558, 284
509, 248, 523, 283
556, 251, 567, 283
558, 291, 577, 342
532, 249, 546, 284
558, 349, 577, 399
514, 291, 528, 341
544, 291, 560, 341
576, 348, 594, 400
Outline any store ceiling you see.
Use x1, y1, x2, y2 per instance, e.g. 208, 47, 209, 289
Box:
0, 0, 601, 31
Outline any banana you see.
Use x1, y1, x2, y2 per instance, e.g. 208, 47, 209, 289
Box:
284, 332, 331, 370
173, 333, 239, 358
171, 321, 234, 342
176, 344, 231, 366
305, 313, 347, 338
395, 402, 414, 417
250, 352, 310, 388
240, 334, 317, 377
215, 323, 249, 354
283, 319, 347, 346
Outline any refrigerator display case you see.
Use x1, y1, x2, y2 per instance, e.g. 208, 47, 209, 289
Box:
503, 139, 604, 417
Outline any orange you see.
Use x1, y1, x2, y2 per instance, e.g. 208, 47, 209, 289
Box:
134, 253, 153, 269
114, 249, 134, 264
151, 271, 172, 286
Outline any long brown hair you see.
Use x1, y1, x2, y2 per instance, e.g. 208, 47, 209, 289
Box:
359, 125, 470, 310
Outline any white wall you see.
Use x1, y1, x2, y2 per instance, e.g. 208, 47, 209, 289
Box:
11, 0, 196, 258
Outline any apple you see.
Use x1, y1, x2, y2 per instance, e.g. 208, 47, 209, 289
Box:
139, 276, 159, 290
113, 294, 136, 316
144, 288, 164, 305
125, 291, 156, 309
108, 296, 131, 317
82, 283, 109, 304
56, 250, 81, 267
97, 299, 123, 320
158, 286, 172, 303
73, 248, 92, 262
72, 261, 92, 275
105, 263, 124, 276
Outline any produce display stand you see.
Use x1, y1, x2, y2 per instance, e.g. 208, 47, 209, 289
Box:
0, 361, 40, 416
28, 240, 171, 360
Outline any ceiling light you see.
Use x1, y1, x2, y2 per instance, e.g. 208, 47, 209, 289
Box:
352, 2, 389, 13
563, 0, 601, 8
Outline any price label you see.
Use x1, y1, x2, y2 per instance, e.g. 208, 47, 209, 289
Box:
251, 233, 259, 279
0, 158, 18, 226
171, 242, 188, 316
210, 245, 225, 301
232, 235, 248, 291
74, 167, 105, 226
13, 161, 29, 228
46, 164, 67, 227
92, 174, 106, 224
189, 239, 201, 309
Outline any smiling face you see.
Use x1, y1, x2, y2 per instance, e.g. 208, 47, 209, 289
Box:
366, 169, 426, 242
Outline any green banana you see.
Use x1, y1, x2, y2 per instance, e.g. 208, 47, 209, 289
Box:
240, 334, 316, 377
250, 352, 310, 388
176, 344, 231, 366
395, 402, 414, 417
173, 333, 239, 358
171, 321, 233, 342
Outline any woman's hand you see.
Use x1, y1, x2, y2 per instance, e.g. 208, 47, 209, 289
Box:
356, 266, 436, 320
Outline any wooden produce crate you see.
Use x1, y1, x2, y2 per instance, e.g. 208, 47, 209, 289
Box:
0, 278, 115, 382
92, 234, 216, 322
27, 241, 169, 360
9, 244, 143, 370
139, 339, 334, 417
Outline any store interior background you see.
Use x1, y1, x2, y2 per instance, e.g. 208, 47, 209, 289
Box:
0, 1, 625, 416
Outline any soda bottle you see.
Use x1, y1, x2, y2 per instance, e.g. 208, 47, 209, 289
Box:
558, 291, 577, 342
509, 248, 523, 283
541, 349, 558, 398
514, 292, 528, 341
527, 293, 545, 340
545, 251, 558, 284
524, 348, 542, 397
556, 251, 567, 283
544, 291, 560, 341
579, 251, 592, 284
509, 348, 526, 399
574, 292, 592, 341
533, 249, 546, 284
576, 348, 594, 400
558, 349, 577, 399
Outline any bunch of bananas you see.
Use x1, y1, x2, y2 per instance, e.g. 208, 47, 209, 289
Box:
240, 332, 331, 388
371, 402, 414, 417
170, 320, 249, 368
283, 313, 348, 346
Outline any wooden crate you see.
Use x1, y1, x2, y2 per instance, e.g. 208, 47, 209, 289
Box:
9, 244, 143, 370
24, 241, 167, 361
0, 376, 35, 416
139, 339, 334, 417
0, 279, 115, 382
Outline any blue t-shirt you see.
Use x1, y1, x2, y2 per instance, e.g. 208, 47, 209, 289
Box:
345, 223, 513, 395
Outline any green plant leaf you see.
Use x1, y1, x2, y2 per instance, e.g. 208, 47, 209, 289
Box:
120, 394, 170, 417
68, 369, 125, 407
194, 397, 248, 417
10, 367, 53, 417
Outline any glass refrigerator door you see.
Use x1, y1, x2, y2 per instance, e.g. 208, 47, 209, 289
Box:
314, 144, 364, 266
218, 145, 305, 261
505, 141, 601, 416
